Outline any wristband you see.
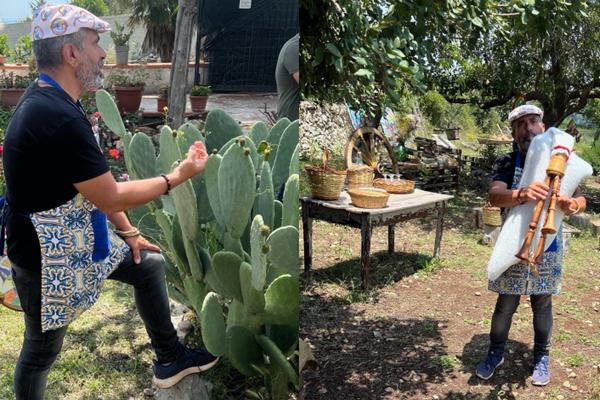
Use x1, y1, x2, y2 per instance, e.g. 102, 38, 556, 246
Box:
160, 173, 171, 195
115, 227, 140, 238
516, 187, 527, 205
571, 199, 582, 214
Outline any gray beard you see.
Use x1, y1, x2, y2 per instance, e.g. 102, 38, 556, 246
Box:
77, 60, 104, 91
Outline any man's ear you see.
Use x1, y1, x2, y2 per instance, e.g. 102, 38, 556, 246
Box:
61, 43, 81, 68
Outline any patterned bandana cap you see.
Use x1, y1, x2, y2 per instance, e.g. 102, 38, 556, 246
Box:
508, 104, 544, 124
31, 3, 110, 41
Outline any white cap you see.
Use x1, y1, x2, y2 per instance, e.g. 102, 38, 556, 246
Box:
508, 104, 544, 124
31, 3, 110, 41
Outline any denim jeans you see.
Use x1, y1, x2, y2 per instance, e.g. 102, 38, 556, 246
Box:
489, 293, 553, 360
11, 250, 182, 400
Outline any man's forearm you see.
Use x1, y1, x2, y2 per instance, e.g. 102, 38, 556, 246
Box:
489, 187, 523, 208
109, 170, 185, 213
107, 211, 134, 231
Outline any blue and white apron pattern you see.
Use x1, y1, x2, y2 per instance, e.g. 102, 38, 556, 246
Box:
31, 194, 129, 331
488, 152, 564, 295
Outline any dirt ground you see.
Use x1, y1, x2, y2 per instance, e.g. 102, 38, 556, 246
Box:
300, 189, 600, 400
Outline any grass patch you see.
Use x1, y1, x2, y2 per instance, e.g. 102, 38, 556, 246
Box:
565, 352, 585, 367
556, 329, 574, 342
432, 354, 460, 370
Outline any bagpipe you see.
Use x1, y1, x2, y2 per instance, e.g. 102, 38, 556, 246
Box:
487, 128, 593, 281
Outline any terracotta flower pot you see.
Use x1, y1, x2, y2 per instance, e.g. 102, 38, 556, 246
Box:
0, 88, 26, 108
0, 55, 5, 65
157, 97, 168, 112
189, 95, 208, 113
114, 86, 143, 114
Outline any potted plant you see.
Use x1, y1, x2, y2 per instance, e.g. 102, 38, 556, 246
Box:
104, 67, 148, 114
157, 84, 168, 112
0, 72, 33, 107
110, 22, 132, 66
189, 85, 210, 113
0, 33, 10, 66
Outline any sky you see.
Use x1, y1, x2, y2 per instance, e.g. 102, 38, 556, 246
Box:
0, 0, 66, 24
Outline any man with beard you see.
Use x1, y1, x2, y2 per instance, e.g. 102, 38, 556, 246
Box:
474, 104, 586, 386
3, 5, 217, 399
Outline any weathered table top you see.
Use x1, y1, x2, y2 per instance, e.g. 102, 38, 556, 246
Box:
301, 189, 454, 217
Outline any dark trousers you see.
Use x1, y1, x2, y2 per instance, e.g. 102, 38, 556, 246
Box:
489, 293, 553, 361
11, 250, 182, 400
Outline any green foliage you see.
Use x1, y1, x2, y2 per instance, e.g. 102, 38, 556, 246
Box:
0, 71, 35, 89
419, 91, 449, 127
10, 35, 32, 64
104, 67, 149, 88
301, 0, 533, 119
0, 33, 10, 56
190, 85, 211, 96
581, 141, 600, 173
72, 0, 109, 16
95, 89, 300, 398
583, 99, 600, 128
110, 21, 133, 46
127, 0, 178, 62
430, 1, 599, 127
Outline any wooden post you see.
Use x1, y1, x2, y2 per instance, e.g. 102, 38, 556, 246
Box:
388, 225, 395, 255
360, 216, 372, 289
433, 202, 447, 257
301, 203, 313, 279
168, 0, 198, 128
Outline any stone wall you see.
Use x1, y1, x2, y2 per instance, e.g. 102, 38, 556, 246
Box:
299, 101, 352, 157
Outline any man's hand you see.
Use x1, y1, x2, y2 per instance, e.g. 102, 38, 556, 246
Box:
558, 196, 579, 215
124, 234, 161, 264
520, 181, 549, 202
175, 141, 209, 181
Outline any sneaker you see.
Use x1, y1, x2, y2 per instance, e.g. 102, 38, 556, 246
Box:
152, 346, 219, 389
531, 355, 550, 386
475, 350, 505, 380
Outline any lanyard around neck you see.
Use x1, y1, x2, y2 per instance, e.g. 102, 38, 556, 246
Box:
38, 73, 86, 117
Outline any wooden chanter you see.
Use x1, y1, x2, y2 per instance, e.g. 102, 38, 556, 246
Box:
515, 152, 568, 277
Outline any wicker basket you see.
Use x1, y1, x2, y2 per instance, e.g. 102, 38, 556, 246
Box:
482, 202, 502, 226
348, 187, 390, 209
373, 178, 415, 194
305, 149, 347, 200
347, 166, 374, 189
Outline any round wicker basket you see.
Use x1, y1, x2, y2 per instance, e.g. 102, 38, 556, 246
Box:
347, 166, 374, 189
373, 178, 415, 194
482, 203, 502, 226
348, 187, 389, 209
305, 149, 347, 200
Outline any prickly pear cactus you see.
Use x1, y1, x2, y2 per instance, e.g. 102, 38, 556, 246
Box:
96, 89, 300, 398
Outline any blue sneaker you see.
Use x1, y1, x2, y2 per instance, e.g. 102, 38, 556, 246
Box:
475, 350, 504, 380
152, 346, 219, 389
532, 355, 550, 386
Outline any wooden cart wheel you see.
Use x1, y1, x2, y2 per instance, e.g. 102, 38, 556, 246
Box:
344, 127, 398, 174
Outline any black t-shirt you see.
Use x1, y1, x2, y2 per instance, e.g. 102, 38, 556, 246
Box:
3, 82, 109, 271
491, 151, 523, 187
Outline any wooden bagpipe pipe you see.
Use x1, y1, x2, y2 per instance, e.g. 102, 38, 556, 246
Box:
487, 128, 593, 281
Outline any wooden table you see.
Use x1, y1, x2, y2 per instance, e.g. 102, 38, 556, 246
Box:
301, 189, 454, 289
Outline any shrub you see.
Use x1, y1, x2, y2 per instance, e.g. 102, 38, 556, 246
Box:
11, 35, 32, 64
190, 85, 211, 96
0, 33, 10, 56
104, 67, 149, 88
419, 90, 449, 127
71, 0, 109, 16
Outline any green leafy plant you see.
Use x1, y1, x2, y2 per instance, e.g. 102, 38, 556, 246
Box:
190, 85, 211, 97
158, 84, 169, 99
11, 35, 32, 64
110, 21, 133, 46
0, 71, 35, 89
0, 33, 10, 56
71, 0, 109, 16
96, 89, 300, 399
104, 67, 149, 88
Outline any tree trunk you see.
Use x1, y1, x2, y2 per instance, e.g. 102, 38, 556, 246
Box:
168, 0, 198, 128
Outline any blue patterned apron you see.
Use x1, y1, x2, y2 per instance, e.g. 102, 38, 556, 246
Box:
32, 194, 129, 331
488, 152, 563, 295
